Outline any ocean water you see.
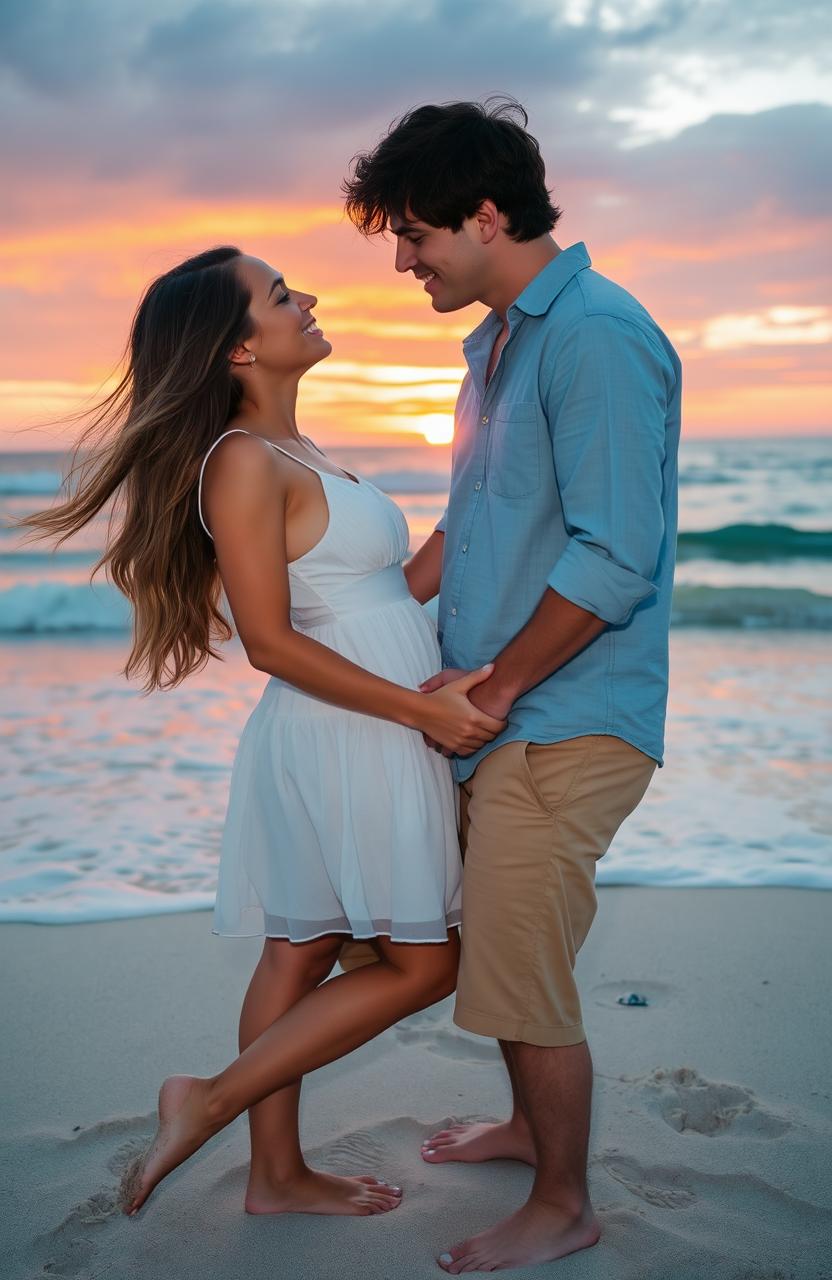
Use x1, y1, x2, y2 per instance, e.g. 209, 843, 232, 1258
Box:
1, 436, 830, 921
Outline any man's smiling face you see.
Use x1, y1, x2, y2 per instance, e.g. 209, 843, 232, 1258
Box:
390, 212, 487, 313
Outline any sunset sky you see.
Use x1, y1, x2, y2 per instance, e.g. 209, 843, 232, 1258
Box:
2, 0, 830, 450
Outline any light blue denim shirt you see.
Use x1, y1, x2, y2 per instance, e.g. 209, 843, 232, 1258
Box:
435, 242, 681, 783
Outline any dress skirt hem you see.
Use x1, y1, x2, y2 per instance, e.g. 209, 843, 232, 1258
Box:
212, 924, 462, 944
212, 909, 463, 944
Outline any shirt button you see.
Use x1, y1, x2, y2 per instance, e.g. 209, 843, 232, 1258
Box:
461, 544, 468, 553
451, 607, 457, 616
474, 480, 482, 490
481, 415, 489, 425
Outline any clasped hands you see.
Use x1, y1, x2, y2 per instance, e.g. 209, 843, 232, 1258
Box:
417, 664, 512, 757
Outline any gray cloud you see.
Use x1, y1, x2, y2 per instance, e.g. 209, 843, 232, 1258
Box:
0, 0, 141, 94
0, 0, 829, 241
569, 103, 832, 223
133, 0, 597, 99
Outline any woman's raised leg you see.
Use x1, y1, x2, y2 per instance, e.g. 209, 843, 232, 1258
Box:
239, 934, 403, 1215
123, 929, 460, 1214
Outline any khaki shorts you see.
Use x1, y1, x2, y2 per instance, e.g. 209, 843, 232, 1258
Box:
339, 734, 656, 1047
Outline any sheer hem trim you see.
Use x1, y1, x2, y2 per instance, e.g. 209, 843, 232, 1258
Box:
212, 910, 462, 943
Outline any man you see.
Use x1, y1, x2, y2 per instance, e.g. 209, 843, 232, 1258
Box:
341, 98, 681, 1272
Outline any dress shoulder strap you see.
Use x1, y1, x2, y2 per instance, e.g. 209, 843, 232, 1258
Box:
197, 430, 349, 541
196, 428, 251, 540
259, 438, 329, 478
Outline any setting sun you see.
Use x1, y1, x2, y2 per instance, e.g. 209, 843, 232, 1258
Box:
419, 413, 456, 445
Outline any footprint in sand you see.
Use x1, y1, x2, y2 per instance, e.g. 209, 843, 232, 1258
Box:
311, 1127, 389, 1176
33, 1120, 155, 1278
394, 1007, 501, 1063
599, 1152, 697, 1208
395, 1024, 502, 1063
629, 1066, 792, 1138
304, 1117, 435, 1188
597, 1150, 832, 1268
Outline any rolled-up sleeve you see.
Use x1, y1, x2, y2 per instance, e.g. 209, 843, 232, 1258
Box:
545, 314, 671, 625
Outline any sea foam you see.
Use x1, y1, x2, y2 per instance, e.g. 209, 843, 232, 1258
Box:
0, 581, 130, 632
3, 579, 831, 635
1, 629, 830, 924
0, 470, 65, 496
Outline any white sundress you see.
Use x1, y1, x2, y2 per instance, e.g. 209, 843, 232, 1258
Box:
197, 429, 462, 943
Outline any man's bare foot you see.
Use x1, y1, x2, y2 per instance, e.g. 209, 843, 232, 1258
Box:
421, 1120, 536, 1166
437, 1196, 601, 1273
121, 1075, 216, 1215
245, 1169, 403, 1216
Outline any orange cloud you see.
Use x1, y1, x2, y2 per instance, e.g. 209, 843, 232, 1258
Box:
0, 203, 341, 265
1, 196, 830, 449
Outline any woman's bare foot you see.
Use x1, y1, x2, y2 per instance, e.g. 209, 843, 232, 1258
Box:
421, 1119, 536, 1166
437, 1195, 601, 1272
245, 1169, 403, 1216
121, 1075, 217, 1215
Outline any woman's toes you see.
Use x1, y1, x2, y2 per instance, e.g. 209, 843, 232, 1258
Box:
423, 1130, 463, 1148
356, 1174, 402, 1196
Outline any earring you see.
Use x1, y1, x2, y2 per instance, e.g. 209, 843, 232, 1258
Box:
249, 353, 256, 365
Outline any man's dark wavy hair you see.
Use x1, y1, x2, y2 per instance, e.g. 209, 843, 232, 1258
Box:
343, 97, 561, 244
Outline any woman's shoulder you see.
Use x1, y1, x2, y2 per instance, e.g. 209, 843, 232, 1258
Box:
201, 428, 287, 484
199, 428, 292, 533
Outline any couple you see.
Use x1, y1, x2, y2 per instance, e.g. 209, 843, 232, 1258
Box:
26, 99, 680, 1272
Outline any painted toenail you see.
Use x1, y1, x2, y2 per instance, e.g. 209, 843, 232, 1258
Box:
439, 1253, 453, 1264
377, 1179, 387, 1185
425, 1148, 436, 1155
391, 1185, 402, 1194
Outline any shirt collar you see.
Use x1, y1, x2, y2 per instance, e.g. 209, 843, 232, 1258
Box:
463, 242, 591, 348
512, 242, 591, 317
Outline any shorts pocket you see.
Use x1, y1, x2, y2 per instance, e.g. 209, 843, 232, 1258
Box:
486, 402, 541, 498
521, 738, 599, 817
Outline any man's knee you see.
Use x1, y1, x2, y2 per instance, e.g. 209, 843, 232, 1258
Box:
338, 940, 380, 972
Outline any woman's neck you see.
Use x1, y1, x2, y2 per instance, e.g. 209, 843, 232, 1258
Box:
233, 380, 303, 443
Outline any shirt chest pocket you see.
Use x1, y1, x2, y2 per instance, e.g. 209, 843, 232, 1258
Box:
486, 402, 542, 498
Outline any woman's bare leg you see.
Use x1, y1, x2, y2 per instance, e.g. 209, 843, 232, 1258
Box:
239, 935, 402, 1215
123, 930, 460, 1214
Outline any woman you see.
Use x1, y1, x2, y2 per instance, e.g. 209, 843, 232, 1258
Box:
21, 246, 505, 1217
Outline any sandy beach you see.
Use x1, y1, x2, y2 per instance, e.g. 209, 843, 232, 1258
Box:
3, 886, 831, 1280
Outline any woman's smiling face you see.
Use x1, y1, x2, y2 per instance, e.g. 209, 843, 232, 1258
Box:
234, 254, 332, 374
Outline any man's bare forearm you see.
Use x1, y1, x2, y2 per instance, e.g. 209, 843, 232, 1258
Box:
403, 529, 444, 604
472, 588, 607, 719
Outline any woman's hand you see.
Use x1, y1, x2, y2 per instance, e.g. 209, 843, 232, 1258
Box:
418, 664, 507, 756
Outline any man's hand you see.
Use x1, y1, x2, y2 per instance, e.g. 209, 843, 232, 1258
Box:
466, 678, 514, 724
419, 668, 466, 694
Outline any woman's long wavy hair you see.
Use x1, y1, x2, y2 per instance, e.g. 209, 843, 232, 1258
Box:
16, 246, 254, 692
